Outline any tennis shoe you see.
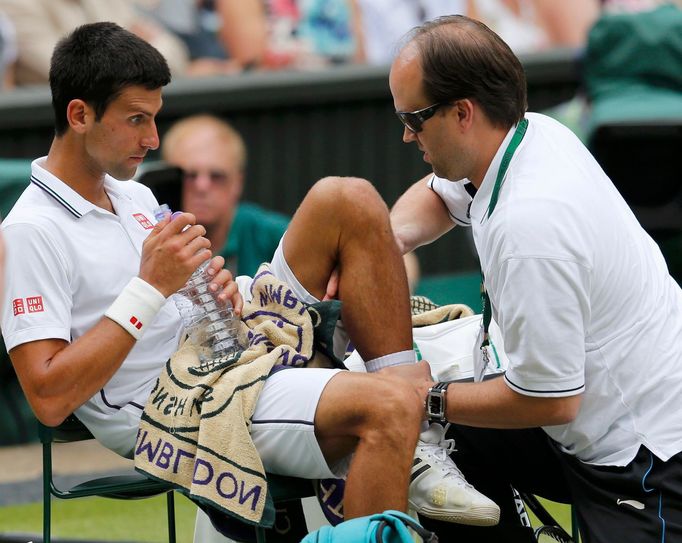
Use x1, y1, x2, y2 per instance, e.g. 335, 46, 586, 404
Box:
409, 423, 500, 526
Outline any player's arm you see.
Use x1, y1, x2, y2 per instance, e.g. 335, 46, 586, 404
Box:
390, 174, 455, 254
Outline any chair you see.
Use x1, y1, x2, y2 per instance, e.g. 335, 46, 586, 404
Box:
39, 415, 177, 543
39, 415, 315, 543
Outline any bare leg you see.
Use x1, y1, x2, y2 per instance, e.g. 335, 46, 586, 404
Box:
314, 370, 423, 517
283, 176, 413, 360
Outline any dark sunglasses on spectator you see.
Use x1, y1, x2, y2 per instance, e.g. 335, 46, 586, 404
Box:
183, 169, 230, 186
395, 102, 448, 133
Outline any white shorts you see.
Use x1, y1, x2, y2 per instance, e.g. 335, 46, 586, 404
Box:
251, 366, 345, 479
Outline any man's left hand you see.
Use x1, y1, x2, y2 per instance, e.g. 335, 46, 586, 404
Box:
205, 256, 243, 316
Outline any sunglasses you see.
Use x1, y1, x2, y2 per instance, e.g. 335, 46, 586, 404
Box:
395, 102, 448, 133
183, 169, 231, 186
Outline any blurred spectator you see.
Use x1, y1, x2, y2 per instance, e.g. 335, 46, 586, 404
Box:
353, 0, 461, 65
218, 0, 363, 70
469, 0, 599, 53
161, 114, 290, 277
139, 0, 228, 59
0, 0, 240, 85
136, 0, 243, 75
0, 10, 16, 89
355, 0, 599, 66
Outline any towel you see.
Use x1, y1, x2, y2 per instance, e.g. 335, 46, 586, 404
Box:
410, 295, 474, 327
134, 264, 340, 528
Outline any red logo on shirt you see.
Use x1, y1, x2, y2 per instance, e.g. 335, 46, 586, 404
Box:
26, 296, 45, 313
133, 213, 154, 230
130, 316, 143, 330
12, 298, 25, 316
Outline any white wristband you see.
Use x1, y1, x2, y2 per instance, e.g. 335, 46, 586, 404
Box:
105, 277, 167, 340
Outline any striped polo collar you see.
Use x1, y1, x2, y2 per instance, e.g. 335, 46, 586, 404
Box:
30, 157, 126, 219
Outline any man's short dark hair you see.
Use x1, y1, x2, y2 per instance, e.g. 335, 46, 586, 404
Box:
408, 15, 527, 128
49, 22, 171, 136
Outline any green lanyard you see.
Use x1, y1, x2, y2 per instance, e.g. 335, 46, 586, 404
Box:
480, 118, 529, 350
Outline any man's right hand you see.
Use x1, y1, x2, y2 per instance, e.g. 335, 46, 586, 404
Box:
138, 212, 212, 297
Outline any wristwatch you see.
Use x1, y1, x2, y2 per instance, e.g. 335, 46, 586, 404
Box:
426, 381, 450, 423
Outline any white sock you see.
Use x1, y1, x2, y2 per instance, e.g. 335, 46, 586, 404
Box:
365, 349, 417, 373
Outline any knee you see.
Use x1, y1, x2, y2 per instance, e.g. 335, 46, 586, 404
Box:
309, 177, 389, 225
360, 378, 422, 445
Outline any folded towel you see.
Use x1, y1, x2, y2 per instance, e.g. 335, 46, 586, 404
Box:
410, 295, 474, 326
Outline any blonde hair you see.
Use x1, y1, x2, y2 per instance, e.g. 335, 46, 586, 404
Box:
161, 114, 247, 171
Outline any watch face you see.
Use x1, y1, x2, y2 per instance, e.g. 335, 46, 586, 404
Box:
428, 391, 443, 419
428, 395, 440, 415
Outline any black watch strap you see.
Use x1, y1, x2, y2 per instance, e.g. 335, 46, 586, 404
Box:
426, 381, 450, 423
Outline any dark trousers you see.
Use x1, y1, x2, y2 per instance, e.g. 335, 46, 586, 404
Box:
421, 425, 682, 543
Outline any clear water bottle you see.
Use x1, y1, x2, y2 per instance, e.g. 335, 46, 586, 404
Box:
154, 205, 244, 367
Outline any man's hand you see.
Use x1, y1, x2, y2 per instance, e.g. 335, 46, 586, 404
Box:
204, 255, 244, 316
380, 360, 434, 396
323, 267, 339, 301
379, 361, 434, 420
139, 212, 211, 297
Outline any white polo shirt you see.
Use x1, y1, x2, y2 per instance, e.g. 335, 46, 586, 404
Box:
430, 113, 682, 466
1, 158, 183, 456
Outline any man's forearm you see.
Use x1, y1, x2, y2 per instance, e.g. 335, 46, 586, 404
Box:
443, 377, 582, 429
11, 317, 138, 426
391, 176, 454, 253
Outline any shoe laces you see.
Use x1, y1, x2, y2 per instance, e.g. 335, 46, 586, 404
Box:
418, 424, 471, 487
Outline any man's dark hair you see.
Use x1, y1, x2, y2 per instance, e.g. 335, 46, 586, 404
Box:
49, 22, 171, 136
408, 15, 527, 128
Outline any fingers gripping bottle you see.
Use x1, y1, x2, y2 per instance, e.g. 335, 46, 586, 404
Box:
154, 204, 244, 368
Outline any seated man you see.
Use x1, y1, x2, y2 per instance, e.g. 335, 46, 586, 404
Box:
0, 22, 496, 538
160, 114, 289, 278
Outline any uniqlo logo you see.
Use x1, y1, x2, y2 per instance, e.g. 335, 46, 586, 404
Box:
12, 298, 25, 316
130, 316, 143, 330
26, 296, 45, 313
133, 213, 154, 230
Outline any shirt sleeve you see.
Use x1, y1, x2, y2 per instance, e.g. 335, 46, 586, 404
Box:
493, 256, 589, 397
428, 175, 472, 227
1, 222, 73, 351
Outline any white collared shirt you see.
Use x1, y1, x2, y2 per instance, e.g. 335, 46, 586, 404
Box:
429, 113, 682, 466
1, 158, 183, 456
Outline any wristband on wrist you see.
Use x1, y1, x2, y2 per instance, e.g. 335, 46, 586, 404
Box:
104, 277, 167, 340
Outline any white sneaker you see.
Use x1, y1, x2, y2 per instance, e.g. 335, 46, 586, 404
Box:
409, 423, 500, 526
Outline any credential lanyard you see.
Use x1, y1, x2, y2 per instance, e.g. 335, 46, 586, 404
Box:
480, 118, 529, 351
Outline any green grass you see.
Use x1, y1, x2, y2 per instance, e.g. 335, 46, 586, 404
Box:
0, 494, 198, 542
0, 494, 578, 542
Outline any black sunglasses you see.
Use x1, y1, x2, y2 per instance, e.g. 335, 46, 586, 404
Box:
183, 169, 231, 186
395, 102, 448, 133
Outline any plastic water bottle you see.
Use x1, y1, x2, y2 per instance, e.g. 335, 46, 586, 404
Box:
153, 205, 244, 367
